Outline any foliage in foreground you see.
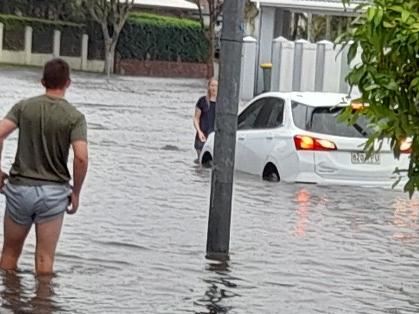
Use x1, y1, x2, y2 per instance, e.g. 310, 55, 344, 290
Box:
339, 0, 419, 196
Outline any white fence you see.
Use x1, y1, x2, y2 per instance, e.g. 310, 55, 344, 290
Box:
0, 23, 104, 72
240, 36, 361, 100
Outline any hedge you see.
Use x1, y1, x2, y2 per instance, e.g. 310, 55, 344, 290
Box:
0, 13, 209, 63
117, 13, 209, 63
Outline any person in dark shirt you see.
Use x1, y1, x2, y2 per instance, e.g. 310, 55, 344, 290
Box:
0, 59, 88, 275
193, 78, 218, 158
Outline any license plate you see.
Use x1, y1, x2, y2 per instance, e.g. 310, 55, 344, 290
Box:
351, 152, 380, 164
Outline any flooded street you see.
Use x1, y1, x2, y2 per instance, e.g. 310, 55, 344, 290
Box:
0, 66, 418, 313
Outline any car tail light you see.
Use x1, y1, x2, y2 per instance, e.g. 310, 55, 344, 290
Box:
400, 138, 412, 154
294, 135, 337, 151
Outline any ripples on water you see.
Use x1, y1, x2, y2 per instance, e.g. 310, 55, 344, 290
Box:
0, 66, 418, 313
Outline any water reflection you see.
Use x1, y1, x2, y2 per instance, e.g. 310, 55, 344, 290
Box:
31, 274, 60, 314
195, 261, 240, 314
1, 66, 419, 313
0, 270, 62, 313
1, 270, 23, 312
392, 197, 419, 242
294, 188, 311, 237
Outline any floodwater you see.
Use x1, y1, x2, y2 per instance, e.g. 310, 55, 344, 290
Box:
0, 66, 418, 314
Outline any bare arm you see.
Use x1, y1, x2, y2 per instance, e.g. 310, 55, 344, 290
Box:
67, 140, 88, 214
0, 119, 17, 189
194, 108, 206, 142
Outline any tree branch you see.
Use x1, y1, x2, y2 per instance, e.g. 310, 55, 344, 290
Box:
195, 0, 205, 30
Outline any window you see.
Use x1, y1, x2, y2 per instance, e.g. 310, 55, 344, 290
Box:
291, 101, 308, 130
238, 98, 266, 130
266, 98, 285, 128
292, 101, 373, 138
238, 97, 284, 130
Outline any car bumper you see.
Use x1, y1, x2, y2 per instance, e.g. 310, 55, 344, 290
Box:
293, 172, 407, 189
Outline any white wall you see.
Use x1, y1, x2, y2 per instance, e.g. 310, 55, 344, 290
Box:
240, 36, 257, 100
256, 6, 276, 94
0, 24, 105, 73
241, 36, 362, 99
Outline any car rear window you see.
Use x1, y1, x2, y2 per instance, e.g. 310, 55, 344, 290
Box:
292, 101, 372, 138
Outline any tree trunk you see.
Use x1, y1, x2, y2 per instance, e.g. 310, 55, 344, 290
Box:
104, 39, 119, 77
104, 40, 114, 77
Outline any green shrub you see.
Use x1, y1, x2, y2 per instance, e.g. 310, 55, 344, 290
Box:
117, 13, 209, 63
0, 13, 209, 63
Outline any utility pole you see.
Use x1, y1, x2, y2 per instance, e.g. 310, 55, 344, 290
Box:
206, 0, 245, 260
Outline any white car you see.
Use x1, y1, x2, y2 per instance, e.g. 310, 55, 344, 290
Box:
199, 92, 410, 187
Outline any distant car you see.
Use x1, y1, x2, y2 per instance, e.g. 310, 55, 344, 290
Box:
199, 92, 411, 187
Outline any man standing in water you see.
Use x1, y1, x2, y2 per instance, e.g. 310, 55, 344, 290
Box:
0, 58, 88, 275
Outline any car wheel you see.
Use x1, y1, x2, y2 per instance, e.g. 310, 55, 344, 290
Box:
263, 163, 280, 182
201, 152, 213, 168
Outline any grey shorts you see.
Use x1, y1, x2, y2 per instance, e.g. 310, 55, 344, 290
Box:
3, 183, 72, 226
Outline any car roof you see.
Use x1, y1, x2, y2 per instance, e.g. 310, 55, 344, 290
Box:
258, 91, 350, 107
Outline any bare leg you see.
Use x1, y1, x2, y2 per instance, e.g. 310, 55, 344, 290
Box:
31, 273, 55, 313
35, 215, 64, 275
1, 270, 23, 311
0, 213, 31, 271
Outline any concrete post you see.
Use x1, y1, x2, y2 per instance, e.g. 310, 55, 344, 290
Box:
339, 43, 351, 93
206, 0, 245, 260
271, 36, 294, 92
317, 40, 342, 92
240, 36, 257, 100
81, 34, 89, 71
256, 6, 276, 94
281, 40, 295, 92
53, 30, 61, 57
292, 39, 305, 91
339, 41, 363, 95
24, 26, 33, 65
271, 37, 283, 91
299, 40, 317, 91
315, 41, 326, 92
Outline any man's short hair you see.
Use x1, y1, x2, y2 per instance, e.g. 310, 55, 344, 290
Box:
42, 58, 70, 89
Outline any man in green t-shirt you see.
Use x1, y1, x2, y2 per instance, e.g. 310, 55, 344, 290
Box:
0, 58, 88, 275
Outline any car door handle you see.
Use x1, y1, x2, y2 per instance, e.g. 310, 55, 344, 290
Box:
238, 137, 246, 141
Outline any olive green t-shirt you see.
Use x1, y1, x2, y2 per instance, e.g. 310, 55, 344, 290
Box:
5, 95, 87, 185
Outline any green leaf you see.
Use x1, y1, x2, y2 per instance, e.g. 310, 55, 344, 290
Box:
383, 21, 395, 28
365, 84, 380, 91
386, 81, 399, 91
390, 5, 405, 13
347, 43, 358, 64
367, 7, 377, 22
374, 7, 384, 27
402, 10, 410, 23
410, 77, 419, 88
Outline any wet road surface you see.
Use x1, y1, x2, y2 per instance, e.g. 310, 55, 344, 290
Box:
0, 66, 418, 313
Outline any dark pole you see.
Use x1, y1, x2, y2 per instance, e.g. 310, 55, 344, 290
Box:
206, 0, 245, 260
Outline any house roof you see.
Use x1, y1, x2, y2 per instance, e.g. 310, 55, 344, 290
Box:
251, 0, 368, 13
133, 0, 198, 10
